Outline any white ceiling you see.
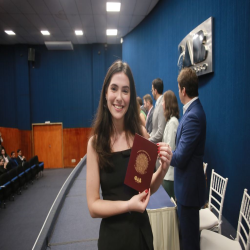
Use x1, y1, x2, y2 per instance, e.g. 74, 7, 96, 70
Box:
0, 0, 159, 45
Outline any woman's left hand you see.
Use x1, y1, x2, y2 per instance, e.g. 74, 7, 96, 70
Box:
156, 142, 173, 171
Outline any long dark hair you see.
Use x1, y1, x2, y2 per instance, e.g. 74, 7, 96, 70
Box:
163, 90, 180, 122
1, 148, 7, 157
91, 61, 142, 170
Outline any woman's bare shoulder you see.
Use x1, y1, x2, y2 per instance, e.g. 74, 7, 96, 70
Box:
87, 135, 97, 150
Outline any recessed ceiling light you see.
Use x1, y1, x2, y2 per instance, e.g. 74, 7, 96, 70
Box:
5, 30, 15, 35
106, 29, 117, 36
75, 30, 83, 35
41, 30, 50, 35
106, 2, 121, 12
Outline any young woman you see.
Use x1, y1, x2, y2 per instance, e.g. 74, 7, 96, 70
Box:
86, 61, 172, 250
1, 148, 10, 163
161, 90, 179, 199
0, 156, 7, 175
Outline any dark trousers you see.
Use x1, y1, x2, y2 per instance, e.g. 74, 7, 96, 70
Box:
177, 202, 200, 250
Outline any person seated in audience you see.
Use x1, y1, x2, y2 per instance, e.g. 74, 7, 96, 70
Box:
137, 96, 147, 127
1, 148, 10, 163
0, 156, 7, 175
9, 151, 19, 169
161, 90, 179, 199
16, 149, 26, 166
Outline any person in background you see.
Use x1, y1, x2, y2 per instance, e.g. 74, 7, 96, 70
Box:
9, 151, 19, 169
170, 68, 206, 250
86, 60, 172, 250
137, 96, 147, 127
16, 149, 26, 166
149, 78, 166, 143
137, 96, 147, 116
161, 90, 179, 199
137, 97, 146, 127
0, 156, 7, 175
143, 94, 154, 134
1, 148, 10, 163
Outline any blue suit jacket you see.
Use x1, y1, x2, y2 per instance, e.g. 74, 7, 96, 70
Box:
171, 99, 206, 207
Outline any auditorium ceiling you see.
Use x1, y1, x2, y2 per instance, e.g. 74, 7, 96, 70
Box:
0, 0, 159, 45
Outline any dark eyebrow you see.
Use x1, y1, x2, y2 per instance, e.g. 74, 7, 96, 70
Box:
110, 83, 130, 89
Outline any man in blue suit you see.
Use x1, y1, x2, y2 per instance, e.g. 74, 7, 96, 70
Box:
9, 151, 19, 169
171, 68, 206, 250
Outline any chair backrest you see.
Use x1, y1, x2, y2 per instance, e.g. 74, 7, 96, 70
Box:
203, 162, 208, 174
16, 165, 24, 175
0, 172, 11, 185
23, 161, 30, 170
8, 168, 18, 179
29, 156, 38, 167
208, 169, 228, 223
35, 155, 39, 163
236, 189, 250, 250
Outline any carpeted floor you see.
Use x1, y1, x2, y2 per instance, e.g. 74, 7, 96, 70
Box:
48, 166, 101, 250
0, 168, 73, 250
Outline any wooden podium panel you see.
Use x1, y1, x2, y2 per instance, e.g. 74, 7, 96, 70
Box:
32, 123, 63, 168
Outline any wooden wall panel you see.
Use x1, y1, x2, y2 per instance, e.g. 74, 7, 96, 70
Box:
0, 126, 91, 168
63, 128, 92, 167
19, 130, 32, 160
0, 127, 19, 155
0, 127, 31, 159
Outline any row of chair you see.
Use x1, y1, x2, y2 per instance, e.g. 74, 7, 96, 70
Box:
199, 167, 250, 249
0, 155, 44, 208
200, 188, 250, 250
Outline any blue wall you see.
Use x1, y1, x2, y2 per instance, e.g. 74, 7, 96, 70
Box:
0, 44, 122, 129
0, 46, 17, 127
123, 0, 250, 228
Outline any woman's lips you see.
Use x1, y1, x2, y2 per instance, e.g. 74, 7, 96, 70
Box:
113, 104, 124, 111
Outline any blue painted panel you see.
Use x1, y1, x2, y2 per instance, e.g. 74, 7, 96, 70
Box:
92, 44, 105, 118
29, 45, 93, 128
15, 45, 30, 130
0, 46, 17, 127
0, 44, 121, 129
123, 0, 250, 228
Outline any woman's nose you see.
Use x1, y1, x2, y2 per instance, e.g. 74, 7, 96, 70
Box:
116, 90, 122, 100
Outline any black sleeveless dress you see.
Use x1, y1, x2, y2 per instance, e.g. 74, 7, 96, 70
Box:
98, 149, 154, 250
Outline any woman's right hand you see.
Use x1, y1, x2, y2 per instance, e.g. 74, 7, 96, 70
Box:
127, 189, 151, 213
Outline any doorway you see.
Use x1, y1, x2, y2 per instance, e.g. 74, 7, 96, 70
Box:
32, 123, 63, 168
